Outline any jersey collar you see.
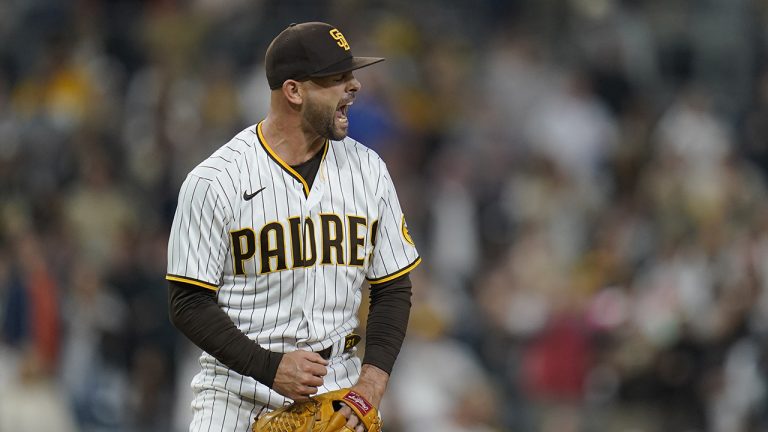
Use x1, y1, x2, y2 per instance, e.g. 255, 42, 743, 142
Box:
256, 121, 329, 198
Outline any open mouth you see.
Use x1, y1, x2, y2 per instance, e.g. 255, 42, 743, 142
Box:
336, 101, 352, 122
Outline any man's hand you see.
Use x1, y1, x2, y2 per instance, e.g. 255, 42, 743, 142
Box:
340, 364, 389, 431
272, 350, 328, 401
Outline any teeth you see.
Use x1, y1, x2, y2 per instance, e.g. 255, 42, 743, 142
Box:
337, 100, 353, 117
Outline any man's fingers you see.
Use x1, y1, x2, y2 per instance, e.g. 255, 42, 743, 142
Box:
341, 404, 361, 429
273, 351, 332, 401
302, 373, 324, 387
303, 351, 330, 366
345, 415, 360, 429
290, 384, 320, 400
304, 363, 328, 377
295, 351, 328, 376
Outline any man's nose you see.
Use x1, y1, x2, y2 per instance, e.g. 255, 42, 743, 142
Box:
347, 75, 361, 93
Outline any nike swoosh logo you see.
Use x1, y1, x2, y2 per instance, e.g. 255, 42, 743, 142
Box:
243, 186, 266, 201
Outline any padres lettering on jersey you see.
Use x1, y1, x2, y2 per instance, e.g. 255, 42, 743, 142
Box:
230, 213, 374, 276
166, 121, 420, 409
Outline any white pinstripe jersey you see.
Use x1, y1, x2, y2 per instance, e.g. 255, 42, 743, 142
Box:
166, 121, 420, 407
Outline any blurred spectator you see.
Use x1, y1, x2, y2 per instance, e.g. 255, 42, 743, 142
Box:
524, 68, 618, 190
428, 147, 481, 300
384, 270, 501, 432
64, 147, 138, 268
59, 261, 129, 429
0, 348, 77, 432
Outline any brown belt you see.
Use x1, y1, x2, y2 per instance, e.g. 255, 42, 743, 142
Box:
316, 334, 361, 359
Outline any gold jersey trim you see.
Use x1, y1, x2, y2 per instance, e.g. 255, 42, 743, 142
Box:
367, 257, 422, 285
256, 121, 329, 198
166, 274, 219, 291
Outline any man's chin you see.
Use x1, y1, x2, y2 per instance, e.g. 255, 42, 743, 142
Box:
329, 124, 349, 140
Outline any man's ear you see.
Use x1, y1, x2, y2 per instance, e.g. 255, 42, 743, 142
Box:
282, 80, 303, 105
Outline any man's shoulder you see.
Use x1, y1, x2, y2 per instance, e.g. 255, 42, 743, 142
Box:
332, 136, 385, 166
228, 124, 261, 150
192, 125, 258, 172
184, 125, 260, 190
218, 124, 261, 162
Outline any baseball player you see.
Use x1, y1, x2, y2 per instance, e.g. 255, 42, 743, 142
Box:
166, 22, 420, 432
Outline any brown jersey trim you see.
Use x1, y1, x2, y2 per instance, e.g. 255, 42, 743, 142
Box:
166, 274, 219, 291
367, 257, 422, 285
256, 121, 329, 198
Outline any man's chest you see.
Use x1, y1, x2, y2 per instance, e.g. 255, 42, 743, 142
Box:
227, 159, 380, 277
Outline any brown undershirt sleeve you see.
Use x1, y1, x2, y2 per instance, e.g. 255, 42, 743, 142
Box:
362, 273, 413, 374
168, 280, 284, 387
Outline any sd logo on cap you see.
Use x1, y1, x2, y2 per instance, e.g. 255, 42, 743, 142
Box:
265, 22, 384, 90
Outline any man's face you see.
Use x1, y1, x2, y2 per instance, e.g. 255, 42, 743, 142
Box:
301, 71, 361, 140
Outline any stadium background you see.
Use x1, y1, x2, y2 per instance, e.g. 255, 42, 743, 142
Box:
1, 0, 768, 431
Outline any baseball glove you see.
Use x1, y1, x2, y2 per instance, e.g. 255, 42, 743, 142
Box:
252, 389, 382, 432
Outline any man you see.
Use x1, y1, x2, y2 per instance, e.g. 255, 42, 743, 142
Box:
166, 22, 420, 431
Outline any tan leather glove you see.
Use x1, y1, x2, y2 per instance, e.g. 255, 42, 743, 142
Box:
252, 389, 382, 432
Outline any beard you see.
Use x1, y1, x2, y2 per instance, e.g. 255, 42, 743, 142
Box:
303, 95, 348, 141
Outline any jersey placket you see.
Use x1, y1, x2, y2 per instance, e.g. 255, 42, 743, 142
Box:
257, 123, 314, 349
298, 155, 327, 351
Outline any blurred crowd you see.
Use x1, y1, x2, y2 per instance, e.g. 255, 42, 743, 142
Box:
2, 0, 768, 431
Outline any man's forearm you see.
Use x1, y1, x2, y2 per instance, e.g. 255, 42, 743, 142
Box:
354, 364, 390, 406
168, 281, 284, 386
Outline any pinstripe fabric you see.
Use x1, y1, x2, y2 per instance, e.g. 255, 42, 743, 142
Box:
167, 122, 419, 430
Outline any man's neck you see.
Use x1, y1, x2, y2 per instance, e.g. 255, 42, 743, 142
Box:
261, 115, 326, 166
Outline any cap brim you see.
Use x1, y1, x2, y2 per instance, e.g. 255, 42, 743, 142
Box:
310, 56, 385, 77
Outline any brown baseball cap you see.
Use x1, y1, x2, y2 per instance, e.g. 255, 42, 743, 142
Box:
265, 22, 384, 90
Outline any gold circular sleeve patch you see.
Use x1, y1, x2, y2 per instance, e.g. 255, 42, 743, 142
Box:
401, 215, 415, 246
